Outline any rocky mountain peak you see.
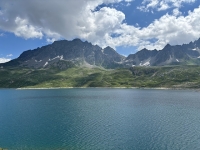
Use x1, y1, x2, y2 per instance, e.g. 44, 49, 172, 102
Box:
125, 38, 200, 66
72, 38, 82, 43
103, 46, 116, 55
2, 37, 200, 68
163, 43, 172, 49
3, 39, 124, 69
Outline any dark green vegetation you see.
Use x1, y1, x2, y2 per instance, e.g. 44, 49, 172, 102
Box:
1, 65, 200, 89
1, 38, 200, 89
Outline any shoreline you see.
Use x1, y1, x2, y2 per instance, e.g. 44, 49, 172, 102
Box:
13, 87, 200, 91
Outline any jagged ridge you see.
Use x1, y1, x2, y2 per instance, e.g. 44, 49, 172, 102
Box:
125, 38, 200, 66
2, 38, 200, 68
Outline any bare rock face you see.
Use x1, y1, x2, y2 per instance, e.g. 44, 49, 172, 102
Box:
2, 38, 200, 68
125, 38, 200, 66
3, 39, 125, 69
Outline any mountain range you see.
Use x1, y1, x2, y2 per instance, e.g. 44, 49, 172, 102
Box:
2, 38, 200, 69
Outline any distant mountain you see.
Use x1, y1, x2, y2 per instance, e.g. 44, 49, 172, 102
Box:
2, 39, 125, 69
2, 38, 200, 69
125, 38, 200, 66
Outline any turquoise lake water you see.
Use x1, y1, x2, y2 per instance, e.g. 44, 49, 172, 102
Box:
0, 88, 200, 150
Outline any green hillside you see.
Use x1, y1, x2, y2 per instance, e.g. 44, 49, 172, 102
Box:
0, 65, 200, 89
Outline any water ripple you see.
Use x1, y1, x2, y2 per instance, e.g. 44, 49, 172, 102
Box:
0, 89, 200, 149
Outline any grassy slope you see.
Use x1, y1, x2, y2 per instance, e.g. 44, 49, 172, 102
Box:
0, 65, 200, 88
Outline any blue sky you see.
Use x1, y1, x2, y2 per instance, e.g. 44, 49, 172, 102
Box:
0, 0, 200, 63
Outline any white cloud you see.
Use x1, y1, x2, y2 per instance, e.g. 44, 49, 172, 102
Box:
0, 0, 199, 52
138, 0, 196, 11
173, 8, 182, 16
0, 33, 4, 36
0, 0, 130, 40
6, 54, 13, 57
47, 38, 56, 43
14, 17, 43, 39
157, 1, 169, 11
0, 58, 11, 63
78, 7, 125, 48
100, 6, 200, 50
139, 6, 200, 49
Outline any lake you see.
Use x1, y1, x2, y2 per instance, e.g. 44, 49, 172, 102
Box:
0, 88, 200, 150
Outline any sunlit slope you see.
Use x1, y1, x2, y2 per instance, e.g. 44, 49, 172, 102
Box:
0, 65, 200, 88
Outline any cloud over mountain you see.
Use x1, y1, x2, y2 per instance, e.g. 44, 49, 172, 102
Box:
0, 58, 11, 63
0, 0, 200, 51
